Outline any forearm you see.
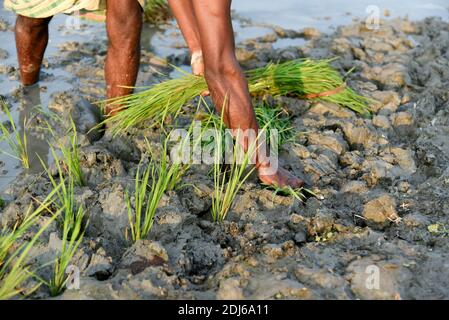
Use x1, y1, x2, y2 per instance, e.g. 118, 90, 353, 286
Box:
167, 0, 202, 55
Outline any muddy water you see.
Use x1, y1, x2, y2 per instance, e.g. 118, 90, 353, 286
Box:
0, 1, 448, 191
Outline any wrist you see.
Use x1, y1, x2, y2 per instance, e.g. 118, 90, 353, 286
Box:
191, 50, 203, 62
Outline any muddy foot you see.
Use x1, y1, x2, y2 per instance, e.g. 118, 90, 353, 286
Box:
73, 98, 103, 142
21, 83, 42, 110
258, 166, 304, 189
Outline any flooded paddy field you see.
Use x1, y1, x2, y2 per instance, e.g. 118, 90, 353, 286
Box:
1, 1, 449, 299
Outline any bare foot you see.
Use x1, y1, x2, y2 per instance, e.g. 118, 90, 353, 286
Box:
258, 166, 304, 189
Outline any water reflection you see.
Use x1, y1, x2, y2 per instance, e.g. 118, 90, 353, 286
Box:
18, 84, 50, 174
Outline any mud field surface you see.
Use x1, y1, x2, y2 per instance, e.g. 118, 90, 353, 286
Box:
1, 5, 449, 300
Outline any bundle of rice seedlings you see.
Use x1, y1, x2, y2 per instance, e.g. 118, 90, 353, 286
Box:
246, 58, 372, 115
0, 100, 29, 169
255, 104, 293, 146
101, 59, 372, 135
0, 190, 62, 300
104, 71, 206, 135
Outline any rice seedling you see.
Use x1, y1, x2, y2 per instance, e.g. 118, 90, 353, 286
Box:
0, 99, 29, 169
47, 202, 84, 297
125, 149, 169, 242
0, 185, 62, 268
200, 102, 290, 133
101, 59, 372, 135
126, 116, 207, 242
126, 161, 151, 242
267, 185, 308, 202
211, 135, 257, 222
44, 116, 85, 187
126, 136, 186, 242
39, 147, 85, 242
263, 184, 321, 206
0, 189, 62, 300
210, 105, 263, 222
58, 120, 85, 187
0, 216, 57, 300
38, 147, 85, 296
0, 258, 36, 300
0, 208, 43, 269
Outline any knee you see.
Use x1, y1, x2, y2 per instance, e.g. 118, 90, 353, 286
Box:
107, 2, 142, 48
15, 15, 50, 34
108, 18, 141, 52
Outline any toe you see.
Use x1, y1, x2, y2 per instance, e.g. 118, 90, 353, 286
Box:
290, 177, 304, 189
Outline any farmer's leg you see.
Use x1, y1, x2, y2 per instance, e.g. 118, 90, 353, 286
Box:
167, 0, 204, 75
190, 0, 303, 188
105, 0, 142, 116
15, 15, 52, 85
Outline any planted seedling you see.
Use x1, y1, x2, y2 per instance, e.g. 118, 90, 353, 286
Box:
47, 203, 84, 297
0, 99, 29, 169
126, 137, 185, 241
45, 115, 85, 187
210, 102, 267, 222
0, 189, 62, 300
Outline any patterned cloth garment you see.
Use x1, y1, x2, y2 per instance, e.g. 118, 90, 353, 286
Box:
4, 0, 145, 18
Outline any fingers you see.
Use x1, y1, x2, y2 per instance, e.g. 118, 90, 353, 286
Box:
191, 51, 204, 76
